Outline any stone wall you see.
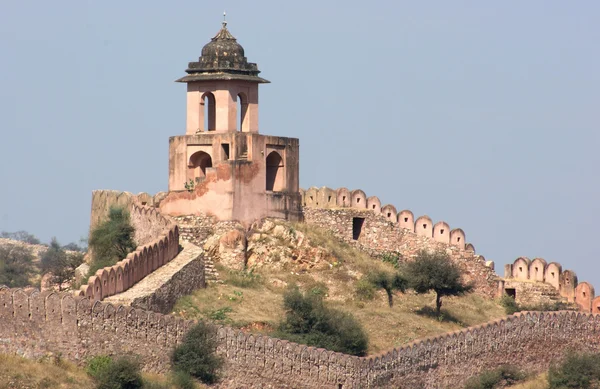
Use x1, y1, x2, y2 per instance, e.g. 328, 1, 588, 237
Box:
503, 257, 598, 313
79, 191, 180, 302
301, 187, 469, 249
2, 286, 600, 388
117, 242, 206, 315
303, 207, 498, 297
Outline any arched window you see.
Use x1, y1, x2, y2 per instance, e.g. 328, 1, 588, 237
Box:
188, 151, 212, 181
237, 93, 248, 132
200, 92, 216, 132
266, 151, 284, 191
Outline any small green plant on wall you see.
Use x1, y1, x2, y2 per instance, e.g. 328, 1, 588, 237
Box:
184, 179, 195, 192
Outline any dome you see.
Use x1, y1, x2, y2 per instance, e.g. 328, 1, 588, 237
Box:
177, 22, 269, 84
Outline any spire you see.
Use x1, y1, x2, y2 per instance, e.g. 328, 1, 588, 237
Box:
223, 11, 227, 28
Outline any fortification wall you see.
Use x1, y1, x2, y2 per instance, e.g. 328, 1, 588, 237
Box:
79, 190, 180, 302
302, 205, 497, 297
504, 257, 598, 313
2, 286, 600, 388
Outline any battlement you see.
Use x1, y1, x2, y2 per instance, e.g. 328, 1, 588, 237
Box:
78, 190, 180, 301
301, 187, 471, 249
503, 256, 597, 313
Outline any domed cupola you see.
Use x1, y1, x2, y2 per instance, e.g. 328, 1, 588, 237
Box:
176, 21, 269, 83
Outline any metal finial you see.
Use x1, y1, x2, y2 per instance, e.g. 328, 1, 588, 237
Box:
222, 11, 227, 28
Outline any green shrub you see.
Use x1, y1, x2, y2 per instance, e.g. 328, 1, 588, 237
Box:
548, 352, 600, 388
86, 355, 113, 380
355, 278, 376, 301
171, 370, 197, 389
172, 321, 223, 384
86, 355, 143, 389
276, 285, 368, 356
464, 365, 525, 389
380, 251, 402, 269
499, 294, 520, 315
224, 268, 262, 288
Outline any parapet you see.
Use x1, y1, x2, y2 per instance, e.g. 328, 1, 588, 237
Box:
503, 256, 596, 312
78, 195, 180, 303
300, 186, 472, 250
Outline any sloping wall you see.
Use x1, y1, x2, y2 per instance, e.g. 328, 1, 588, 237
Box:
79, 191, 180, 302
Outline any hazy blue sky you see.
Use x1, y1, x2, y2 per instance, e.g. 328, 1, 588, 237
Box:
0, 2, 598, 285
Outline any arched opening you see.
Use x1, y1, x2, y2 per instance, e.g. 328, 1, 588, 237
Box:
237, 93, 248, 132
188, 151, 213, 181
201, 92, 216, 132
266, 151, 284, 191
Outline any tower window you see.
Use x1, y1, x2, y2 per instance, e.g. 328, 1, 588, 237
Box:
266, 151, 284, 191
221, 144, 230, 160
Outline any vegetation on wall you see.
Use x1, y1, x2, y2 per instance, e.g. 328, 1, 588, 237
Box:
276, 285, 369, 356
88, 206, 136, 277
404, 250, 473, 314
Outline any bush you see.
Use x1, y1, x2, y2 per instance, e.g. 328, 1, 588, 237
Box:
86, 355, 113, 380
548, 352, 600, 388
0, 244, 37, 287
380, 251, 402, 269
355, 278, 376, 301
88, 207, 136, 277
277, 286, 368, 356
464, 365, 525, 389
172, 321, 223, 384
170, 370, 197, 389
86, 355, 143, 389
224, 268, 262, 288
499, 294, 520, 315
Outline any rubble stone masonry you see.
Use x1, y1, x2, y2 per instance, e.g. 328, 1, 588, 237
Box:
1, 286, 600, 388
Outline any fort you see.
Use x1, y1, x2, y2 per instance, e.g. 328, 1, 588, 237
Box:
1, 21, 598, 388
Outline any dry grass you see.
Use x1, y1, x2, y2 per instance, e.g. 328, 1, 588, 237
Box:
0, 354, 209, 389
173, 221, 507, 354
511, 373, 548, 389
0, 354, 93, 389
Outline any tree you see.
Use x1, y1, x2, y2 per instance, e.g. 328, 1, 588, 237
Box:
404, 250, 473, 314
171, 321, 223, 384
0, 230, 41, 245
88, 206, 136, 275
366, 270, 407, 307
277, 285, 368, 356
548, 352, 600, 389
0, 244, 37, 287
41, 238, 84, 291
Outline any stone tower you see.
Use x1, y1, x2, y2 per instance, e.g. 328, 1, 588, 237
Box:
159, 21, 302, 224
